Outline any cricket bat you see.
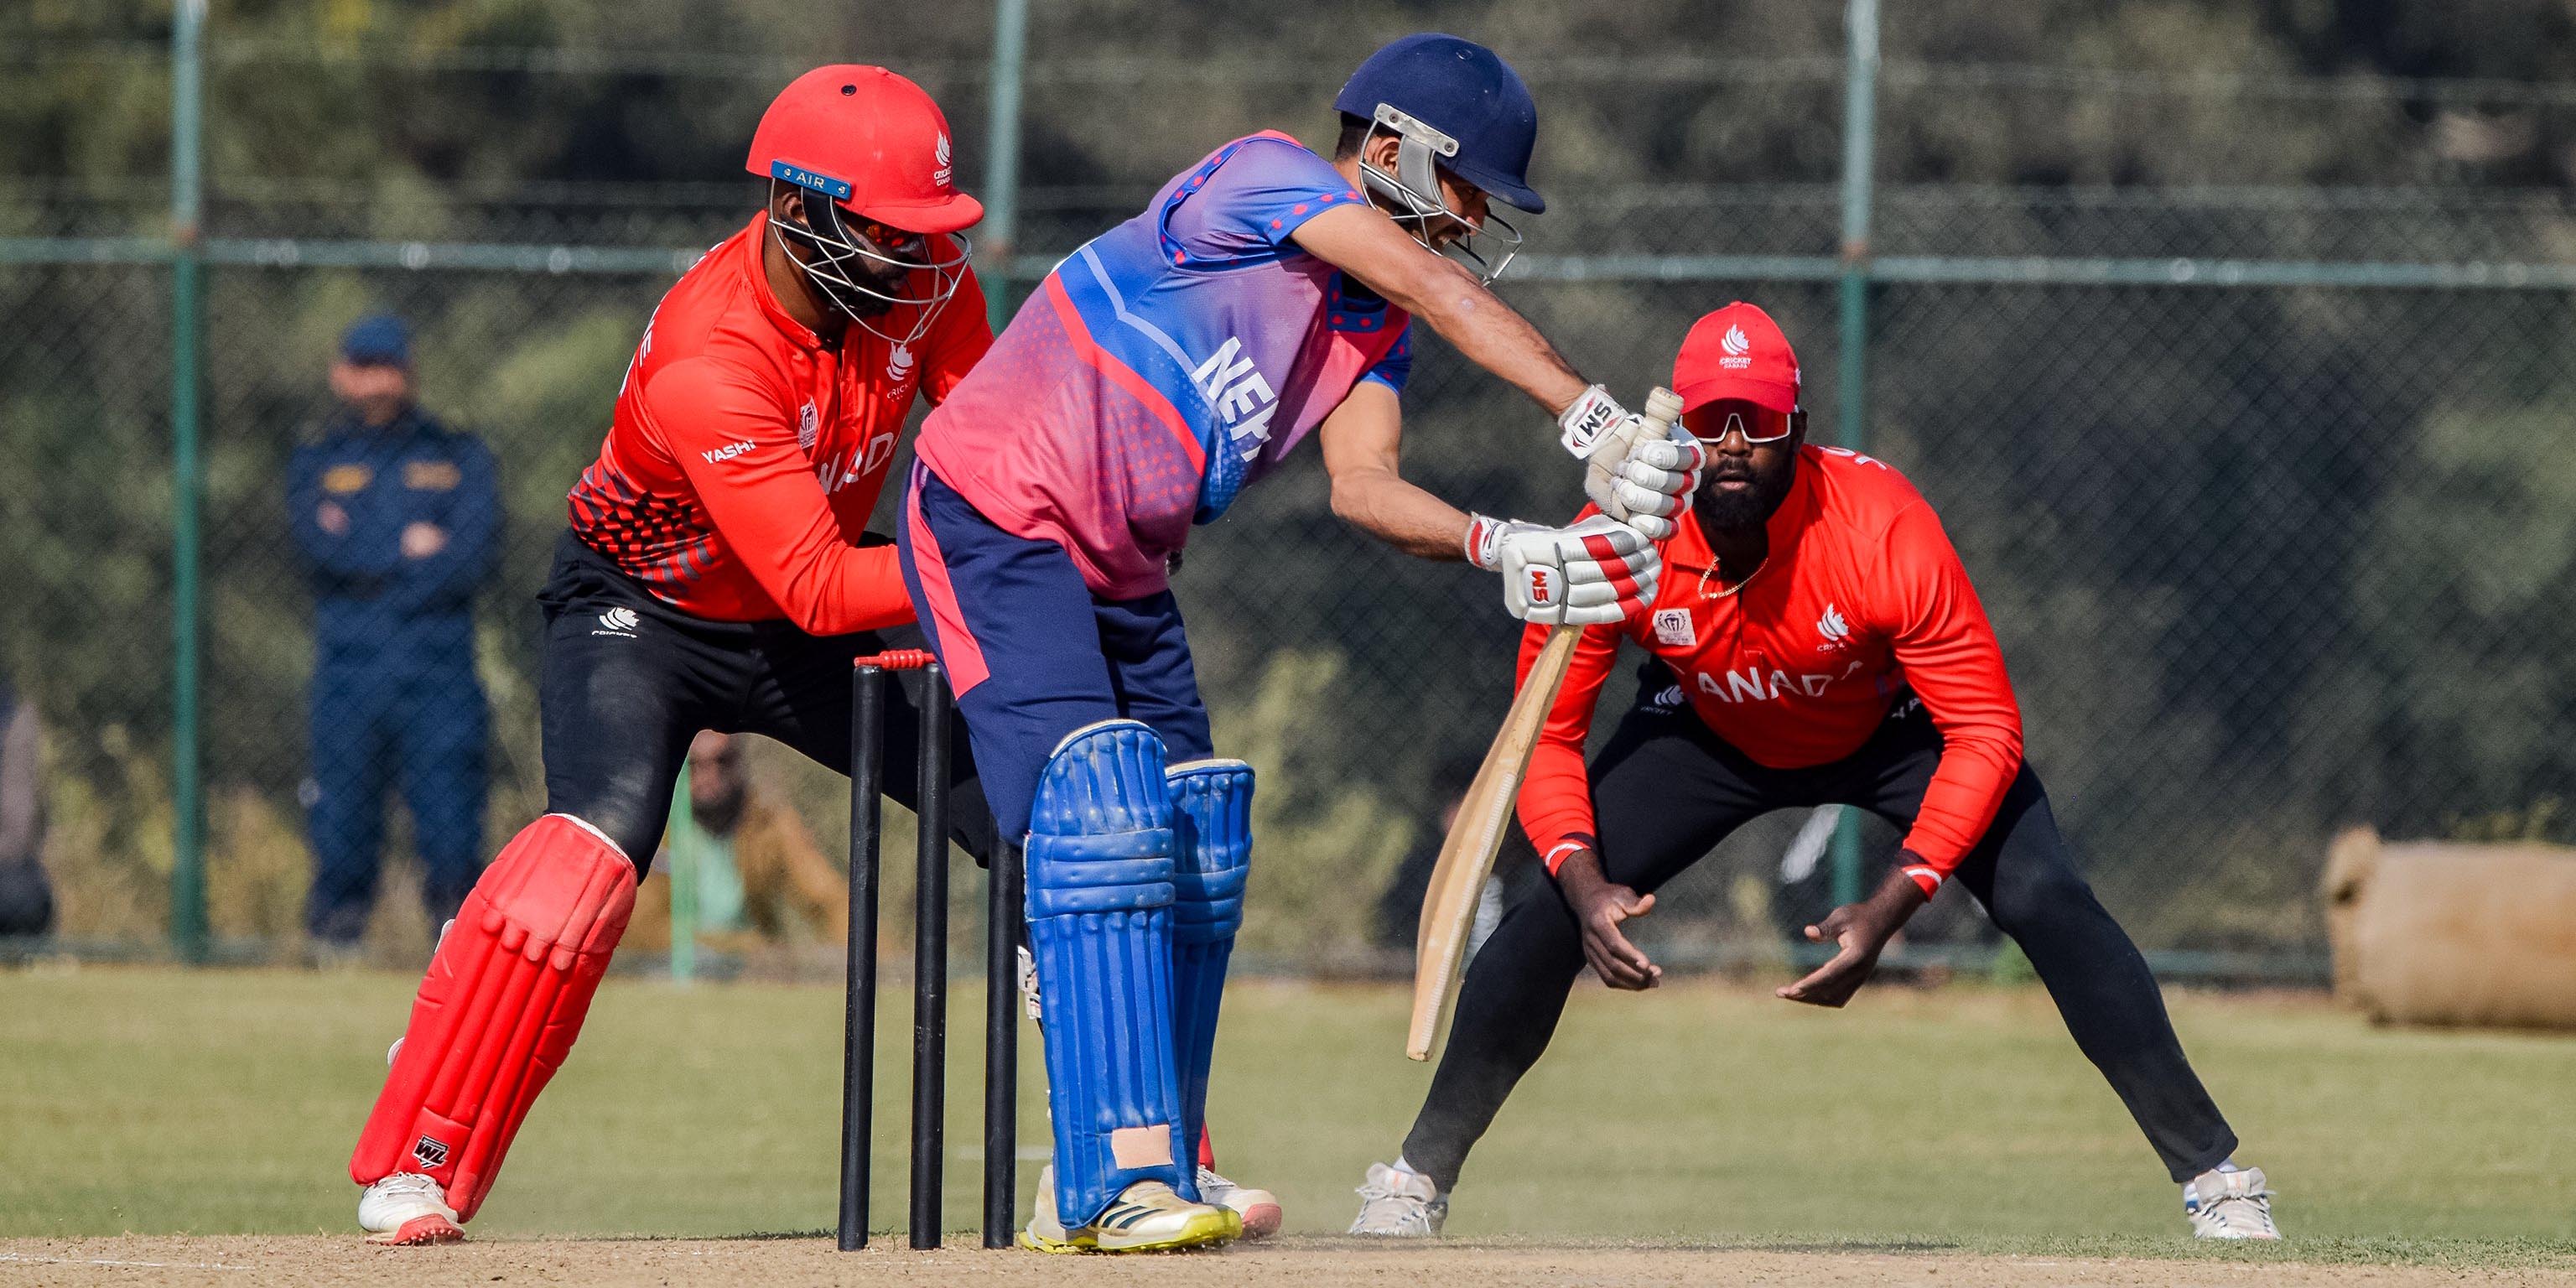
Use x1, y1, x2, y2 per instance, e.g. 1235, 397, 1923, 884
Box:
1408, 387, 1685, 1062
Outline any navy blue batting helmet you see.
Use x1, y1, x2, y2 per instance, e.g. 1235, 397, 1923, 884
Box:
1333, 33, 1544, 214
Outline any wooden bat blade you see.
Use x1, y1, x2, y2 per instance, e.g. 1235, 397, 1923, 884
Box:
1408, 385, 1681, 1062
1408, 624, 1584, 1061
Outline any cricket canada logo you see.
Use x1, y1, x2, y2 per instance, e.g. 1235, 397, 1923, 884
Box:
1720, 324, 1753, 370
1654, 607, 1697, 647
412, 1135, 450, 1169
932, 133, 953, 187
594, 607, 641, 639
1816, 603, 1852, 651
886, 343, 917, 390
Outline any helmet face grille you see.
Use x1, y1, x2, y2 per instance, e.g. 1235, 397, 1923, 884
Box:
770, 179, 971, 345
1355, 112, 1524, 287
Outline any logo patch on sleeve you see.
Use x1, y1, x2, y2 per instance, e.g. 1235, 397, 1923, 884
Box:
1653, 607, 1697, 647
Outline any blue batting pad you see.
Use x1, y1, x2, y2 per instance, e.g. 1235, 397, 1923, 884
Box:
1025, 719, 1182, 1228
1167, 759, 1252, 1192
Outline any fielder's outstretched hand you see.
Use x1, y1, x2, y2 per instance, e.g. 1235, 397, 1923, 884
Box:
1467, 513, 1661, 627
1555, 848, 1663, 989
1778, 862, 1932, 1007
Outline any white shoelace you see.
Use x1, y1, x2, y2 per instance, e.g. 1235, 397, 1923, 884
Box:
2189, 1171, 2277, 1239
2200, 1189, 2277, 1237
1351, 1177, 1438, 1233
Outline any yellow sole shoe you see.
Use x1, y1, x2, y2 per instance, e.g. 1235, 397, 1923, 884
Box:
1019, 1196, 1243, 1254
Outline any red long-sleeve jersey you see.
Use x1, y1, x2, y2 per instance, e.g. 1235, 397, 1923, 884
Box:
567, 211, 990, 634
1517, 444, 2025, 883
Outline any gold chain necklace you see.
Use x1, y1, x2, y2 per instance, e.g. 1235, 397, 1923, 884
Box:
1698, 555, 1767, 600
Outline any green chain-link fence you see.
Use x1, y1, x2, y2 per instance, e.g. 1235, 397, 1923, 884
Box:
8, 3, 2574, 974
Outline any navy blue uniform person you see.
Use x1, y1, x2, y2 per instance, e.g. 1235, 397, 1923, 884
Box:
288, 315, 500, 947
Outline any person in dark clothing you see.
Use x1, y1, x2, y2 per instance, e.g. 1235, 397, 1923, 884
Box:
288, 314, 499, 947
0, 682, 51, 937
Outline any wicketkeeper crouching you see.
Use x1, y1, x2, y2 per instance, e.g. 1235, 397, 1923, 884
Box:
346, 66, 996, 1245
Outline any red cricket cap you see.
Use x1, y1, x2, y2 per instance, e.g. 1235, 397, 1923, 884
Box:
747, 65, 983, 235
1673, 301, 1800, 413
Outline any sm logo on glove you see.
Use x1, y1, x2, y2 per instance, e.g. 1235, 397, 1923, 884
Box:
1523, 566, 1560, 606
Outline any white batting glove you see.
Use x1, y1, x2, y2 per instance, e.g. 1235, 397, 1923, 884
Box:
1561, 385, 1703, 541
1468, 513, 1662, 627
1556, 384, 1632, 460
1585, 430, 1703, 542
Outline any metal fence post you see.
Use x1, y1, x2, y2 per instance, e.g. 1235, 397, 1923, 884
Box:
982, 0, 1028, 330
169, 0, 210, 963
1830, 0, 1880, 908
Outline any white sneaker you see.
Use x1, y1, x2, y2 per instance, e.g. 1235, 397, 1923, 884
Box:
1197, 1166, 1282, 1239
2185, 1166, 2280, 1240
358, 1171, 464, 1245
1021, 1163, 1241, 1254
1348, 1161, 1445, 1237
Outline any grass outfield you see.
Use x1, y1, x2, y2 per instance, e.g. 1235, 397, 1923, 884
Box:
1, 967, 2571, 1265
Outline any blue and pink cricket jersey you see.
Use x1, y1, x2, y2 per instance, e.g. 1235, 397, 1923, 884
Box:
902, 130, 1413, 835
916, 131, 1412, 600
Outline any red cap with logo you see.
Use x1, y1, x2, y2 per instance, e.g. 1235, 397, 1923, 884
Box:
1673, 301, 1800, 413
746, 65, 983, 235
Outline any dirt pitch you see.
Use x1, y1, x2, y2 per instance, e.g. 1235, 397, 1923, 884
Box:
8, 1237, 2575, 1288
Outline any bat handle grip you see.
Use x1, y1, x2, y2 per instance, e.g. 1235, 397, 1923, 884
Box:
1640, 386, 1685, 435
1597, 387, 1687, 525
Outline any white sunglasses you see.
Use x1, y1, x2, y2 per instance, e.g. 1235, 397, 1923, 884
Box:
1690, 405, 1799, 446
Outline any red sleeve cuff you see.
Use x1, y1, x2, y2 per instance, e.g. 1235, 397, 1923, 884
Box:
1895, 848, 1945, 896
1541, 834, 1597, 877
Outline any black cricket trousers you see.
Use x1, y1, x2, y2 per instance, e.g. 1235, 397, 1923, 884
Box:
1400, 665, 2236, 1190
532, 531, 995, 871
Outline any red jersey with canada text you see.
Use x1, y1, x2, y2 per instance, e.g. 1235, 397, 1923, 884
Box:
1517, 444, 2024, 877
568, 211, 990, 634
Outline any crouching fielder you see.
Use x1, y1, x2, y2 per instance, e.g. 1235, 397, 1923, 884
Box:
1350, 303, 2281, 1242
900, 34, 1697, 1253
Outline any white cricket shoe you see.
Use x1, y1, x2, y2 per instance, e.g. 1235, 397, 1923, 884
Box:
2185, 1166, 2280, 1239
1348, 1161, 1446, 1237
358, 1171, 464, 1245
1021, 1164, 1241, 1254
1197, 1166, 1282, 1239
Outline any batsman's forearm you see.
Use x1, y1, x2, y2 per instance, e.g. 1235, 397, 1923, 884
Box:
1329, 467, 1473, 560
1384, 260, 1588, 415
